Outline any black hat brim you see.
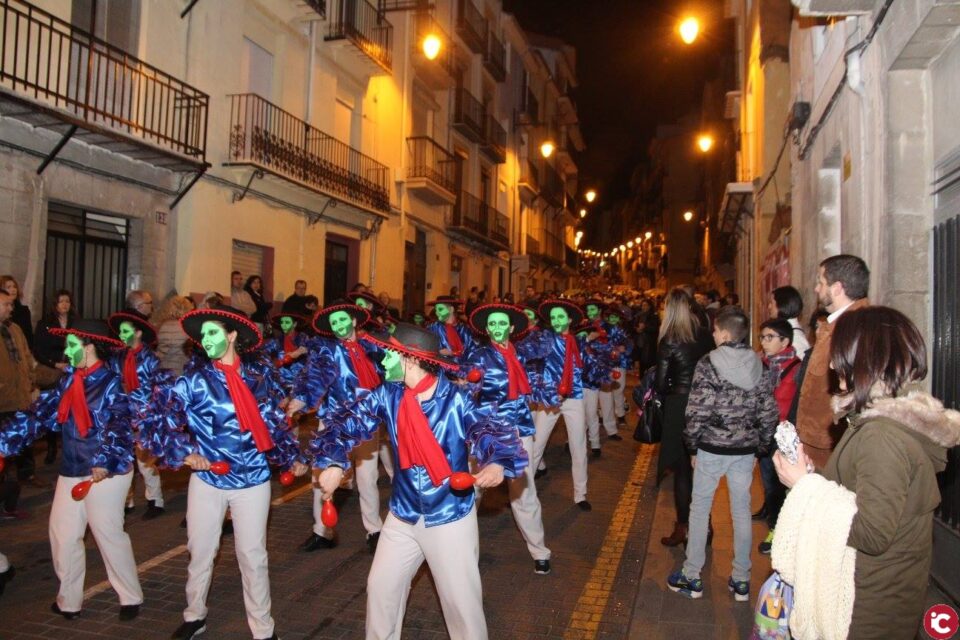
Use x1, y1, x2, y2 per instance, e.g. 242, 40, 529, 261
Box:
365, 328, 460, 371
108, 312, 158, 346
181, 308, 262, 352
312, 304, 371, 337
538, 299, 585, 328
468, 303, 529, 337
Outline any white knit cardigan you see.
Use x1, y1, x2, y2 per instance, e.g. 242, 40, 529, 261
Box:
771, 473, 858, 640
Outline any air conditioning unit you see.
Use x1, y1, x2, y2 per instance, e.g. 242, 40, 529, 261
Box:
791, 0, 874, 16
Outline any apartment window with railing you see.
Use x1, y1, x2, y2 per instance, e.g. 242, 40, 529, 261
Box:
71, 0, 139, 53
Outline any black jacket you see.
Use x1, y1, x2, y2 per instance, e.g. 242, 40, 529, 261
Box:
655, 331, 713, 396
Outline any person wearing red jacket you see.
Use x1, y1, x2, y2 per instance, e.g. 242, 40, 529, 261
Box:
756, 318, 801, 554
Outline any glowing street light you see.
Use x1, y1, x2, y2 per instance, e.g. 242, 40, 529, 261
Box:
697, 134, 714, 153
579, 208, 587, 218
584, 189, 597, 203
683, 210, 695, 222
619, 244, 626, 252
635, 236, 642, 243
679, 17, 700, 45
540, 141, 555, 158
422, 33, 442, 60
627, 241, 634, 248
645, 231, 653, 240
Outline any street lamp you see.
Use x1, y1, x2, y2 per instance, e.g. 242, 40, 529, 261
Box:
540, 141, 555, 158
579, 208, 587, 218
584, 189, 597, 203
635, 236, 642, 243
627, 240, 634, 248
679, 17, 700, 45
697, 134, 714, 153
683, 210, 695, 222
422, 33, 442, 60
645, 231, 653, 240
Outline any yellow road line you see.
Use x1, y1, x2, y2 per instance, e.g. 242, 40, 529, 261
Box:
563, 444, 655, 640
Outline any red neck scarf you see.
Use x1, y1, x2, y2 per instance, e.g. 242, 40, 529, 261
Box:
343, 338, 381, 390
57, 360, 103, 437
396, 374, 451, 486
214, 358, 274, 452
444, 322, 464, 355
557, 333, 583, 397
122, 345, 142, 393
493, 342, 531, 400
283, 331, 296, 354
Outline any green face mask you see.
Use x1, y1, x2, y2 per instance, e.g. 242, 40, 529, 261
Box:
435, 304, 452, 322
279, 316, 295, 334
586, 304, 600, 320
118, 321, 139, 347
329, 310, 355, 339
523, 308, 537, 325
200, 321, 229, 360
355, 297, 371, 310
381, 349, 404, 382
607, 314, 621, 325
64, 334, 86, 367
550, 307, 571, 334
486, 311, 512, 345
413, 313, 425, 326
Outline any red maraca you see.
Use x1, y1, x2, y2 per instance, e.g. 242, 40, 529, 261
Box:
611, 370, 622, 380
321, 499, 338, 528
279, 471, 295, 486
209, 461, 231, 475
71, 479, 93, 501
449, 471, 475, 491
466, 369, 483, 383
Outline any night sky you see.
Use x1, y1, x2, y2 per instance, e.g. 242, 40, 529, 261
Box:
503, 0, 728, 209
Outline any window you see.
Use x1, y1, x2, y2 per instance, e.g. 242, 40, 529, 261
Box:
242, 37, 274, 98
71, 0, 140, 52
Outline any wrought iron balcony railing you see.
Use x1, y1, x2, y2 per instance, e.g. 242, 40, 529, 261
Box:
516, 88, 539, 126
452, 191, 509, 251
227, 93, 390, 213
326, 0, 393, 73
531, 227, 564, 264
452, 87, 485, 142
410, 13, 458, 89
304, 0, 326, 17
455, 0, 486, 54
483, 30, 506, 81
541, 161, 565, 208
0, 0, 208, 166
407, 135, 456, 194
480, 114, 506, 163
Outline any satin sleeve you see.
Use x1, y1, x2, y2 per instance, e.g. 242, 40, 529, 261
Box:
309, 386, 387, 470
293, 343, 338, 408
138, 375, 198, 468
250, 356, 306, 468
89, 377, 136, 474
462, 396, 527, 478
579, 335, 614, 387
0, 374, 69, 456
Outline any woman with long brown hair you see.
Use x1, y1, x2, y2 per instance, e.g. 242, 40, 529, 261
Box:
655, 288, 713, 546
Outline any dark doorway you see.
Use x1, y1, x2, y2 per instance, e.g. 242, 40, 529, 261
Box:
324, 239, 349, 305
404, 229, 427, 318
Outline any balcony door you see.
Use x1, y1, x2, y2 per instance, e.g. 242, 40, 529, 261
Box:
324, 234, 359, 305
403, 229, 427, 318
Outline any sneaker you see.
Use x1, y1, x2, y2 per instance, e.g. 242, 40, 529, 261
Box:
534, 467, 548, 480
171, 618, 207, 639
534, 559, 551, 575
119, 604, 141, 621
300, 533, 336, 552
591, 448, 601, 458
758, 530, 774, 555
0, 565, 15, 597
125, 504, 135, 515
576, 500, 592, 511
666, 571, 703, 599
366, 532, 380, 554
728, 577, 750, 602
50, 601, 81, 620
143, 501, 166, 520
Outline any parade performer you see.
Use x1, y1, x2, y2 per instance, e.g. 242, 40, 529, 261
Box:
0, 320, 142, 621
107, 309, 168, 519
311, 324, 526, 640
465, 303, 551, 574
288, 301, 392, 553
530, 299, 592, 510
261, 302, 311, 396
426, 295, 474, 363
351, 290, 388, 332
604, 306, 632, 425
575, 319, 618, 457
140, 305, 307, 640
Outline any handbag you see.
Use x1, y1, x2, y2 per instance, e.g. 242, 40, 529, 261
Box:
750, 571, 794, 640
633, 388, 662, 444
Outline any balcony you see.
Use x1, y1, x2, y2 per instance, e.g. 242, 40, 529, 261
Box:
516, 88, 539, 126
406, 136, 456, 205
226, 93, 389, 214
530, 227, 564, 266
451, 191, 509, 252
525, 233, 540, 255
304, 0, 326, 17
541, 162, 565, 209
411, 14, 458, 90
455, 0, 487, 54
325, 0, 393, 75
479, 114, 506, 164
518, 160, 539, 205
452, 87, 485, 143
0, 0, 208, 172
483, 31, 506, 82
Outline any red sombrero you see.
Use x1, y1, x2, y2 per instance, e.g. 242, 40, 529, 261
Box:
181, 305, 263, 352
108, 311, 158, 346
365, 323, 459, 371
312, 302, 371, 337
49, 319, 124, 349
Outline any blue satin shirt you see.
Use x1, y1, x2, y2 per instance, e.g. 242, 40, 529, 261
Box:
0, 364, 134, 477
577, 333, 614, 390
603, 323, 633, 369
310, 375, 527, 527
293, 336, 384, 416
535, 330, 584, 405
262, 331, 311, 392
108, 345, 173, 409
426, 320, 475, 364
463, 343, 536, 438
140, 356, 304, 490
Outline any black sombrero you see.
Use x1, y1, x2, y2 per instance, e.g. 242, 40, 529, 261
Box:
312, 302, 371, 337
365, 323, 459, 371
270, 301, 310, 331
582, 298, 608, 316
468, 303, 529, 336
108, 310, 158, 346
426, 295, 465, 308
49, 319, 124, 349
538, 299, 584, 329
350, 291, 386, 315
180, 305, 262, 352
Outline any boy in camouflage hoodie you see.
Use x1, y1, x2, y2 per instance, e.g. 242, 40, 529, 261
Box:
666, 306, 778, 601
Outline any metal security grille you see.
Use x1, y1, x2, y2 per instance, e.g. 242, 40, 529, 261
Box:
933, 215, 959, 530
43, 203, 128, 319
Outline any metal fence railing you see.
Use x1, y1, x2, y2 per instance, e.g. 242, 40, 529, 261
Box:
407, 136, 456, 194
455, 0, 486, 53
452, 191, 508, 250
484, 30, 506, 80
326, 0, 393, 73
453, 87, 485, 141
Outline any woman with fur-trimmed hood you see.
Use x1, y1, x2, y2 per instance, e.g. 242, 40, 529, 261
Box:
774, 306, 960, 640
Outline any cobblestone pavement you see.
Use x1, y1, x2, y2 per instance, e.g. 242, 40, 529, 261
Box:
0, 386, 662, 640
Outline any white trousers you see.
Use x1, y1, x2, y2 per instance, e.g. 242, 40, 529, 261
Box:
0, 551, 8, 572
612, 367, 627, 418
184, 476, 274, 639
583, 388, 617, 449
50, 472, 143, 612
127, 448, 163, 508
532, 398, 589, 502
314, 431, 391, 537
366, 510, 487, 640
509, 435, 550, 560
